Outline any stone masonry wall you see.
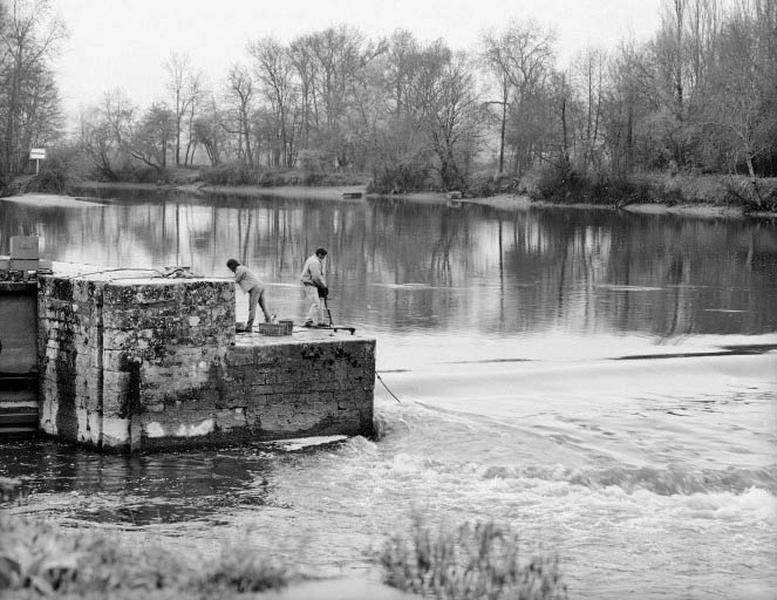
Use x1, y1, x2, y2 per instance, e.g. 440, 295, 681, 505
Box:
131, 336, 375, 451
101, 278, 235, 451
38, 274, 375, 452
39, 277, 106, 446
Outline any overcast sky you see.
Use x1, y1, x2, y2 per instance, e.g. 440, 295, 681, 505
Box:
51, 0, 666, 116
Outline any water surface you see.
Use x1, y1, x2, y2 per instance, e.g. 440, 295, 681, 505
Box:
1, 191, 776, 599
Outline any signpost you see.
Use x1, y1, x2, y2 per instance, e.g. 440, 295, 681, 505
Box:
29, 148, 46, 175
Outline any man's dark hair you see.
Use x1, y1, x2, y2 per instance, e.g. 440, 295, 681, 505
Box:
315, 247, 327, 257
226, 258, 239, 270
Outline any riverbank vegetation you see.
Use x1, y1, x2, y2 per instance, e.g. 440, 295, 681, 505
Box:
0, 0, 775, 211
529, 170, 777, 212
2, 477, 564, 600
0, 511, 567, 600
0, 513, 290, 599
380, 516, 567, 599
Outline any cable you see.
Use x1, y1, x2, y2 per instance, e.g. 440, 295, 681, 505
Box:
58, 267, 200, 281
60, 267, 165, 280
375, 371, 402, 404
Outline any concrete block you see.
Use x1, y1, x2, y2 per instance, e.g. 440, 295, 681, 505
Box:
10, 258, 40, 271
10, 236, 39, 259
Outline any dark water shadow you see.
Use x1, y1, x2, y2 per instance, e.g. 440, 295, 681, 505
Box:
0, 440, 278, 525
614, 343, 777, 361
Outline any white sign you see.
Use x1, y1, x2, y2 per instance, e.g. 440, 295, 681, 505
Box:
29, 148, 46, 160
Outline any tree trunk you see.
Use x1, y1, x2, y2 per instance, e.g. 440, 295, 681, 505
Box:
561, 95, 569, 164
175, 89, 182, 166
625, 105, 634, 175
499, 76, 508, 173
242, 109, 254, 168
746, 154, 755, 178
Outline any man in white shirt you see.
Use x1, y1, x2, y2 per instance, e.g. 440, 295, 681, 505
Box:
227, 258, 274, 331
299, 248, 328, 327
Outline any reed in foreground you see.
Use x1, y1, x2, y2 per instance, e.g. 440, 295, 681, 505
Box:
380, 516, 567, 600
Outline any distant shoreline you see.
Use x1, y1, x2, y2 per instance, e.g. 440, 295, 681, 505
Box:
68, 180, 776, 220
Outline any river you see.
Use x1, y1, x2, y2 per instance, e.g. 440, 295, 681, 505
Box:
1, 190, 776, 599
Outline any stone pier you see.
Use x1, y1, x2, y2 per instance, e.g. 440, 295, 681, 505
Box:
37, 274, 374, 452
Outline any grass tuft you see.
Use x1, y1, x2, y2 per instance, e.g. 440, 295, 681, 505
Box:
380, 516, 567, 600
203, 545, 289, 593
0, 514, 289, 598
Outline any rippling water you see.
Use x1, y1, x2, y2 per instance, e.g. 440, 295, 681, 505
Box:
1, 191, 776, 599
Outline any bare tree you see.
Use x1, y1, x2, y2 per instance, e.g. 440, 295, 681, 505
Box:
480, 20, 555, 175
224, 64, 255, 167
76, 88, 135, 180
701, 0, 776, 176
572, 47, 605, 171
128, 102, 174, 170
165, 52, 202, 167
78, 106, 115, 179
100, 87, 135, 148
360, 30, 428, 192
182, 73, 204, 166
412, 42, 484, 190
384, 29, 418, 117
249, 37, 296, 167
306, 25, 371, 169
686, 0, 720, 92
289, 33, 319, 147
0, 0, 65, 175
192, 96, 226, 166
601, 41, 649, 175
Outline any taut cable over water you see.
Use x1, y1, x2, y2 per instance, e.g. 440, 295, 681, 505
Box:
375, 372, 402, 404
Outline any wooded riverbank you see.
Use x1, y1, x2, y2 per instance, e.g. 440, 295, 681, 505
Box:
3, 163, 776, 219
3, 2, 775, 223
65, 169, 777, 219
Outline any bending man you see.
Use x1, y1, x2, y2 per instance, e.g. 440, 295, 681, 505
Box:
300, 247, 328, 327
227, 258, 274, 331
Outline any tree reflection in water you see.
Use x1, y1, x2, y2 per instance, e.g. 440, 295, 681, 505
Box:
1, 189, 775, 339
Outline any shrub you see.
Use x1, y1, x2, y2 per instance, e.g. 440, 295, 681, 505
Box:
200, 163, 260, 186
303, 171, 325, 186
108, 165, 170, 184
26, 165, 69, 194
296, 149, 329, 172
466, 173, 519, 198
368, 164, 431, 194
532, 164, 663, 206
725, 177, 777, 212
534, 163, 586, 203
24, 147, 84, 194
380, 516, 567, 600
